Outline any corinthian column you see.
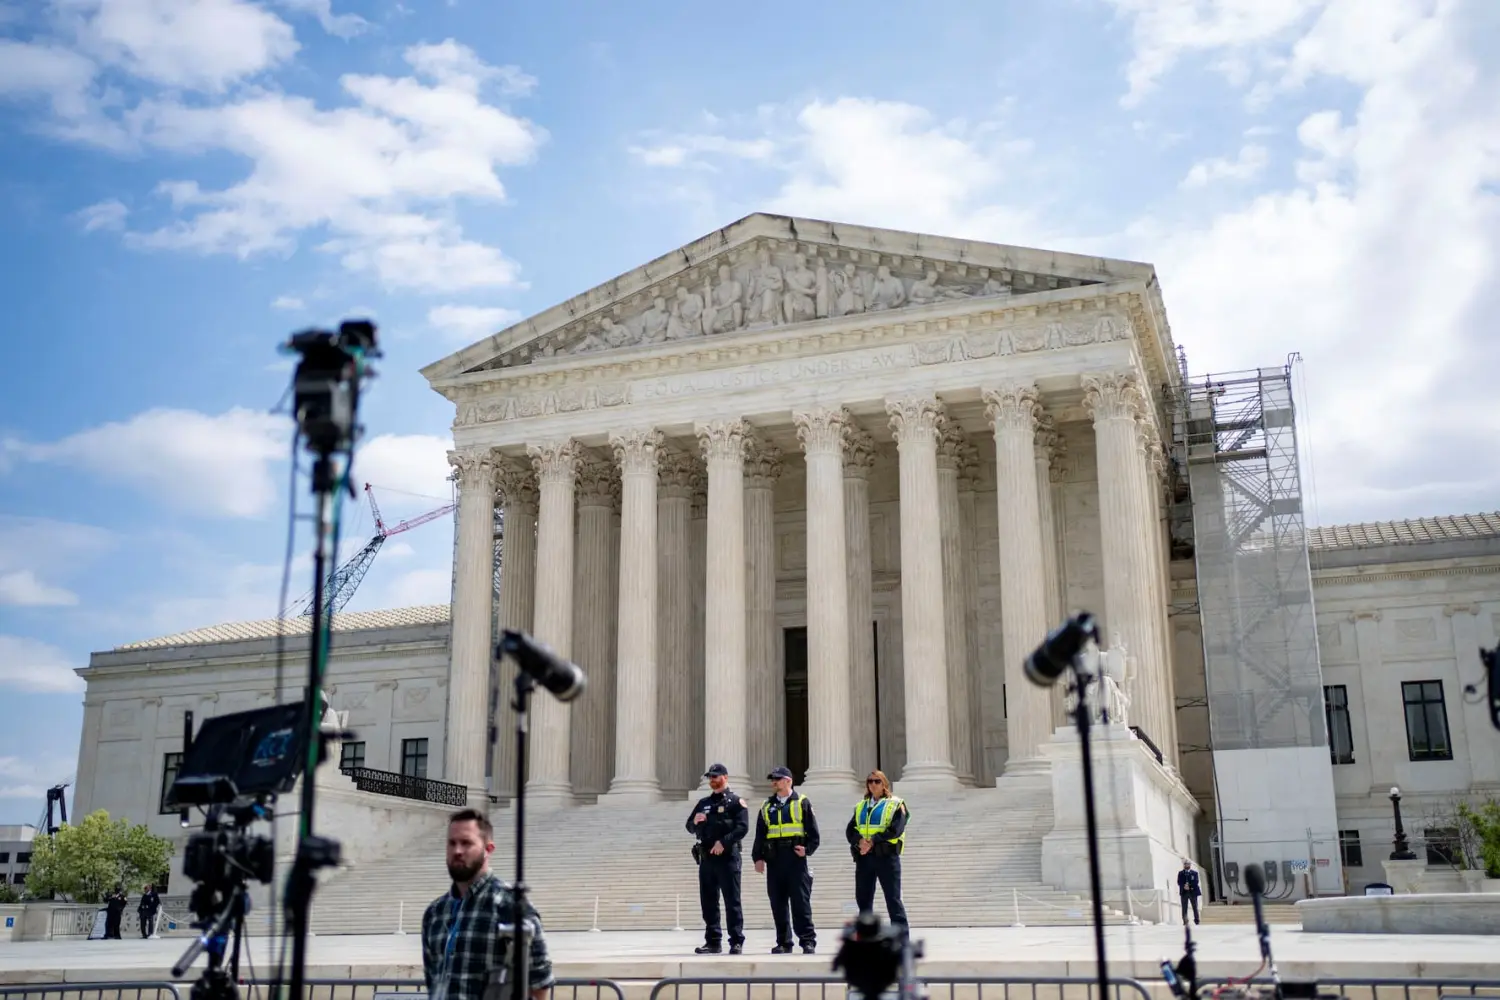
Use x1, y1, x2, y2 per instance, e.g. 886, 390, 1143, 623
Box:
885, 395, 959, 788
1084, 374, 1159, 745
937, 418, 975, 786
744, 433, 783, 790
983, 384, 1053, 771
656, 449, 699, 796
956, 443, 987, 784
696, 420, 750, 791
604, 427, 663, 802
491, 461, 538, 799
526, 439, 580, 808
1033, 417, 1068, 730
569, 453, 616, 800
794, 407, 859, 796
445, 448, 496, 803
843, 424, 879, 775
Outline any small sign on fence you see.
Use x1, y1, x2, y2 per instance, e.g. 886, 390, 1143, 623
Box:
4, 916, 13, 928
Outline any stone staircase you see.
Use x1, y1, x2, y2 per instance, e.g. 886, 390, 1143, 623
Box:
306, 774, 1139, 935
1197, 902, 1300, 924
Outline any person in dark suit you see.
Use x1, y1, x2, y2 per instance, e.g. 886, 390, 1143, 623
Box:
138, 883, 161, 938
103, 885, 127, 939
686, 763, 749, 954
1177, 860, 1201, 924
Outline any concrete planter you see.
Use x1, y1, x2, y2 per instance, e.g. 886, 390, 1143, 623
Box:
1461, 869, 1486, 893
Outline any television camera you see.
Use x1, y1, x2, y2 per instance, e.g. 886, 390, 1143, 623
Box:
164, 700, 342, 1000
832, 911, 924, 1000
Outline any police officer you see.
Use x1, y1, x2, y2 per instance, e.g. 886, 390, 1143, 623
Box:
846, 769, 908, 936
751, 765, 820, 954
686, 762, 749, 954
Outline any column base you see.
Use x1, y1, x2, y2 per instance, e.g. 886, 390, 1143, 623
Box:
798, 768, 862, 806
1001, 755, 1052, 779
465, 786, 491, 809
522, 781, 577, 812
598, 778, 664, 805
893, 761, 962, 795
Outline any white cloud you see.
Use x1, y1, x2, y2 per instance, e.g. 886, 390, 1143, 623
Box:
60, 0, 299, 92
0, 636, 85, 694
404, 38, 536, 95
630, 97, 1050, 246
1181, 143, 1269, 187
379, 568, 452, 607
110, 41, 544, 291
5, 407, 290, 518
274, 0, 366, 39
427, 304, 522, 343
75, 198, 127, 231
354, 433, 455, 499
1101, 0, 1324, 106
272, 294, 305, 310
0, 571, 79, 607
1109, 0, 1500, 523
0, 754, 76, 801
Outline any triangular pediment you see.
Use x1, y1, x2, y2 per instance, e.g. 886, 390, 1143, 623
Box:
422, 213, 1156, 380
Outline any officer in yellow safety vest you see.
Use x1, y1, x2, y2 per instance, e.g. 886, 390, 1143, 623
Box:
845, 769, 908, 935
751, 766, 821, 954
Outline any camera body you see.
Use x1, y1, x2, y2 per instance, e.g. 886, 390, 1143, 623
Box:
832, 911, 924, 1000
182, 820, 275, 890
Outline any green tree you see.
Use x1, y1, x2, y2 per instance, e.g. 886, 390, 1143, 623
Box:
1458, 799, 1500, 878
25, 810, 173, 903
0, 882, 21, 904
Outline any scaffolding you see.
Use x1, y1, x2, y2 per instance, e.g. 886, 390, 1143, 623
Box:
1174, 359, 1328, 752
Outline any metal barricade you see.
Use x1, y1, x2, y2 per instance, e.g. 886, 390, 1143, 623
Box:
649, 976, 1156, 1000
0, 984, 182, 1000
1200, 979, 1500, 1000
248, 978, 626, 1000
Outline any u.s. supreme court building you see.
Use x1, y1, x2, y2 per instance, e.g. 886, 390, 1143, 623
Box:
73, 215, 1500, 926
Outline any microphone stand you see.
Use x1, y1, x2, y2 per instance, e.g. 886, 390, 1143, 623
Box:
1066, 653, 1110, 1000
509, 666, 535, 1000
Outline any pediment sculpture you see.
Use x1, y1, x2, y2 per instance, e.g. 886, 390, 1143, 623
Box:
491, 240, 1094, 368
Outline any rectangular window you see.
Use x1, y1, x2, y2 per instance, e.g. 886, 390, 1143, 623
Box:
159, 752, 184, 814
1324, 685, 1355, 764
401, 738, 429, 780
1401, 680, 1453, 761
1424, 826, 1459, 866
15, 852, 30, 864
339, 741, 366, 772
1338, 830, 1363, 869
0, 852, 8, 863
11, 873, 23, 885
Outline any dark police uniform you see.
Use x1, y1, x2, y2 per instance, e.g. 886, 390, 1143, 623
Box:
1177, 864, 1201, 924
846, 794, 909, 934
750, 766, 821, 954
686, 763, 750, 954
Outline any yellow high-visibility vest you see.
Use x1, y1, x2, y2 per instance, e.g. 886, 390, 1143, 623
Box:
763, 795, 807, 839
853, 796, 905, 850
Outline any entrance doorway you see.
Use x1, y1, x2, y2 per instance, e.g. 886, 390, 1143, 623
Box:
781, 623, 882, 785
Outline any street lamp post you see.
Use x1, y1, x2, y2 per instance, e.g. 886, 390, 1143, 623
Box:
1389, 785, 1417, 861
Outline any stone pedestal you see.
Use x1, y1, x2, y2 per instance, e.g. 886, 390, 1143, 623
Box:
1040, 724, 1199, 909
1383, 858, 1427, 895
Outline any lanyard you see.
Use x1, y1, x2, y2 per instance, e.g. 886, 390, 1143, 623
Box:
443, 896, 463, 965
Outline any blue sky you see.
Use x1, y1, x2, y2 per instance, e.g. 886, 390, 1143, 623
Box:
1, 0, 1496, 823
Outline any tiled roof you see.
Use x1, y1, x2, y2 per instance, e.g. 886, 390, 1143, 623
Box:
115, 604, 451, 651
1307, 512, 1500, 551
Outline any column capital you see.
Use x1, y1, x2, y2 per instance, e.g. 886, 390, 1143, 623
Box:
956, 440, 982, 492
794, 407, 853, 457
493, 460, 538, 512
658, 447, 702, 500
448, 448, 498, 492
695, 419, 750, 465
885, 394, 944, 446
744, 432, 783, 489
526, 439, 581, 486
610, 427, 664, 477
936, 416, 967, 472
575, 451, 616, 508
1034, 414, 1070, 484
981, 383, 1041, 433
843, 423, 878, 481
1081, 372, 1147, 424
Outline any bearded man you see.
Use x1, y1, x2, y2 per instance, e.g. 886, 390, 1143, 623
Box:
422, 809, 555, 1000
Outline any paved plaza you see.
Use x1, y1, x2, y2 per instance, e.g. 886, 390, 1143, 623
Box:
2, 925, 1498, 986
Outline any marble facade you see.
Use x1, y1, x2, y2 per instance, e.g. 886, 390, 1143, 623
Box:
424, 214, 1182, 807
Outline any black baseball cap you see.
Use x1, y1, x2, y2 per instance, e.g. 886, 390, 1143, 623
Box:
704, 763, 729, 777
767, 766, 793, 780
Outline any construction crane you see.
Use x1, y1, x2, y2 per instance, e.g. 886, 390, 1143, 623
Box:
34, 783, 68, 835
289, 484, 456, 618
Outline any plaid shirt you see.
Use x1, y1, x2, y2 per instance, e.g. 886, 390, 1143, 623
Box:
422, 871, 555, 1000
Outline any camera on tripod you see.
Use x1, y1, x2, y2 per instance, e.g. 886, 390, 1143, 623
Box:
164, 700, 325, 998
831, 911, 924, 1000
